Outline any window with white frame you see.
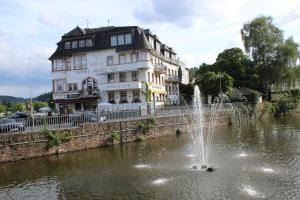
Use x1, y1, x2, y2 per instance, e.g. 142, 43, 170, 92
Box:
119, 72, 126, 82
119, 55, 126, 64
54, 79, 65, 92
149, 37, 154, 49
79, 40, 85, 47
68, 83, 78, 92
86, 39, 92, 47
108, 92, 115, 104
156, 42, 161, 53
72, 41, 77, 48
117, 35, 124, 45
73, 55, 87, 69
132, 90, 140, 103
140, 52, 148, 60
54, 59, 63, 70
107, 74, 114, 83
110, 36, 117, 46
65, 42, 70, 49
132, 71, 139, 81
125, 33, 132, 44
64, 60, 71, 70
107, 56, 113, 66
131, 53, 138, 63
120, 91, 127, 103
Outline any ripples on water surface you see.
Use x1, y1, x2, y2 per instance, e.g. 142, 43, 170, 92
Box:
1, 117, 300, 199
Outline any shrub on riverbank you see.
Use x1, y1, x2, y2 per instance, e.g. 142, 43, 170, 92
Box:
263, 89, 300, 116
42, 128, 72, 149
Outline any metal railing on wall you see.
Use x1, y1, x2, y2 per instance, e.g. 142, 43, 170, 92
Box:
0, 103, 243, 134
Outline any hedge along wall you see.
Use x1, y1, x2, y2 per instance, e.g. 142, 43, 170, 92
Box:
0, 112, 230, 163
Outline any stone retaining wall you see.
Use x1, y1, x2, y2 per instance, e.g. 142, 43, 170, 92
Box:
0, 112, 230, 163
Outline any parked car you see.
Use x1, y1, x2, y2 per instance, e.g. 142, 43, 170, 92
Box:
10, 112, 29, 120
0, 118, 25, 133
71, 112, 98, 126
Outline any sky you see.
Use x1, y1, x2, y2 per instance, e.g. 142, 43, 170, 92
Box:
0, 0, 300, 98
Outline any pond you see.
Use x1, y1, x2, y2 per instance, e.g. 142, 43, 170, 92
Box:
1, 116, 300, 199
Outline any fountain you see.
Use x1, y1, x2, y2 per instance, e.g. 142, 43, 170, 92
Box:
190, 86, 225, 171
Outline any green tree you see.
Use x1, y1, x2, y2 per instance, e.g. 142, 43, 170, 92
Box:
48, 92, 55, 110
179, 82, 194, 103
32, 101, 48, 112
11, 102, 25, 112
0, 104, 6, 113
213, 48, 259, 89
241, 16, 299, 97
195, 71, 234, 98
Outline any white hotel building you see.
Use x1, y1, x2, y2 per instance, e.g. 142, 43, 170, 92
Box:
49, 26, 189, 114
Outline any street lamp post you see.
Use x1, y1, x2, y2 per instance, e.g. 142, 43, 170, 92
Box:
28, 58, 34, 131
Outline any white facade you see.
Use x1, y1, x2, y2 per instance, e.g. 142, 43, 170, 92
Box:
52, 49, 176, 112
50, 26, 184, 113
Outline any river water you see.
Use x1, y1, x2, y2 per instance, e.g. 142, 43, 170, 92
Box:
1, 116, 300, 199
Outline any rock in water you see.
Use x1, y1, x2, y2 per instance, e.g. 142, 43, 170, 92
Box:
207, 167, 214, 172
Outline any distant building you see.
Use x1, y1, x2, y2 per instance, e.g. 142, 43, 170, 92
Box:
180, 62, 189, 85
49, 26, 185, 114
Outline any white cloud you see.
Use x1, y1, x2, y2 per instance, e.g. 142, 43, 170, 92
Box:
1, 0, 300, 97
38, 13, 64, 27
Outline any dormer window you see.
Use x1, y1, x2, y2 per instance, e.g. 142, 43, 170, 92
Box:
111, 33, 132, 47
118, 35, 124, 45
86, 39, 92, 47
72, 41, 77, 48
149, 37, 154, 49
125, 33, 132, 44
79, 40, 85, 48
65, 42, 70, 49
156, 42, 161, 53
111, 36, 117, 46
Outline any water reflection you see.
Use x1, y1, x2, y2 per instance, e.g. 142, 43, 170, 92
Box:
0, 117, 300, 199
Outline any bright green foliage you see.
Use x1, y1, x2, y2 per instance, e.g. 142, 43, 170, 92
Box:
33, 101, 48, 112
43, 128, 72, 149
11, 102, 25, 112
137, 118, 155, 134
110, 131, 120, 141
0, 104, 6, 113
195, 71, 234, 98
273, 97, 298, 116
213, 48, 259, 89
241, 16, 300, 95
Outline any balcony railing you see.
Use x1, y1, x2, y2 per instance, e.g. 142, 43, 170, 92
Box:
154, 63, 167, 74
166, 75, 179, 82
80, 89, 99, 97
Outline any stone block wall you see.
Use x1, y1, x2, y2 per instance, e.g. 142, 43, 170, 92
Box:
0, 112, 230, 163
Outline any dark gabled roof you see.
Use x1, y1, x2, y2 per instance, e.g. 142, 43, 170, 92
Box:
161, 44, 177, 55
63, 26, 85, 38
49, 26, 153, 60
49, 25, 176, 60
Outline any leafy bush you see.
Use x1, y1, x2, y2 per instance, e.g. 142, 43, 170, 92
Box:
110, 131, 120, 141
290, 89, 300, 99
263, 102, 275, 114
137, 118, 155, 134
227, 88, 244, 102
135, 134, 145, 142
43, 128, 72, 149
273, 97, 297, 116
